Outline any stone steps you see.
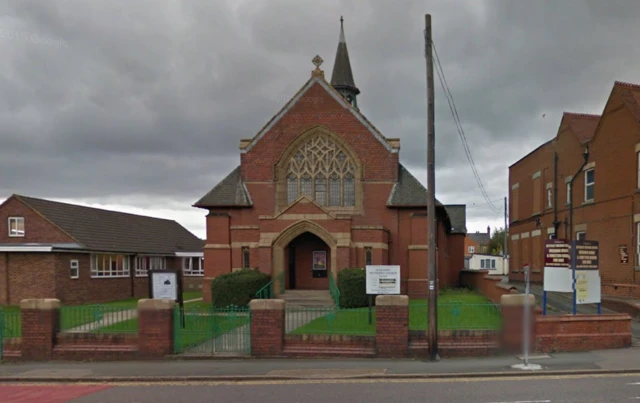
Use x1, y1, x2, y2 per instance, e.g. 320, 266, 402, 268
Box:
281, 290, 334, 308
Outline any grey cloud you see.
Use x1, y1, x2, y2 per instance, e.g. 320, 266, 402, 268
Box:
2, 0, 640, 234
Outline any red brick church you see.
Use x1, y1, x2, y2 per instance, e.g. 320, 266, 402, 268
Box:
195, 19, 466, 300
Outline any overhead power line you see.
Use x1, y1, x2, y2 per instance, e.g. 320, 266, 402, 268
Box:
431, 39, 501, 213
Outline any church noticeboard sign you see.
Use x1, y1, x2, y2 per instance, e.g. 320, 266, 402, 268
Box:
544, 239, 570, 268
151, 271, 178, 300
574, 240, 599, 270
366, 265, 400, 295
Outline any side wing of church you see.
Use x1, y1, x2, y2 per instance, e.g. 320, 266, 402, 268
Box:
195, 19, 467, 300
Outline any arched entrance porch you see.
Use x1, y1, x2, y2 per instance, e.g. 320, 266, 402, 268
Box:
272, 221, 338, 294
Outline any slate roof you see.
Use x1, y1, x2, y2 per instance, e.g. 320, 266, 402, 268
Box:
467, 231, 490, 246
193, 166, 252, 208
14, 195, 203, 254
386, 163, 443, 207
444, 204, 467, 234
330, 17, 360, 95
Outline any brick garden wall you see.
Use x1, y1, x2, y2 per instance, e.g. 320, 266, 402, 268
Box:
459, 270, 518, 303
2, 295, 632, 362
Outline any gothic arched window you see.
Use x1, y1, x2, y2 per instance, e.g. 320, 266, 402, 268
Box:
286, 136, 356, 207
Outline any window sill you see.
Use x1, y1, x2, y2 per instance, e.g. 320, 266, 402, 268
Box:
8, 234, 25, 238
70, 277, 79, 280
582, 199, 595, 206
90, 275, 131, 279
531, 212, 541, 217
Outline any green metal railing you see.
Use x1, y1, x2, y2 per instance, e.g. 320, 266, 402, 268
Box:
408, 302, 502, 331
286, 306, 374, 336
59, 305, 138, 333
328, 271, 340, 307
255, 271, 285, 299
173, 305, 250, 355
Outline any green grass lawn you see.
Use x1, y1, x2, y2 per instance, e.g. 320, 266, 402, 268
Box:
182, 291, 203, 301
290, 289, 502, 336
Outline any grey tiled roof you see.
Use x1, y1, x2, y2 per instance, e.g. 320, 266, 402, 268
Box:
444, 205, 467, 234
15, 195, 204, 254
386, 164, 443, 207
467, 231, 490, 246
193, 166, 253, 208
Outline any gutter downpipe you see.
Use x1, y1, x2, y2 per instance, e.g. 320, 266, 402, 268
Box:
569, 145, 590, 241
553, 152, 559, 238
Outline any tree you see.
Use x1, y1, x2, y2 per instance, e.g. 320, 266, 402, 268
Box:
487, 227, 507, 256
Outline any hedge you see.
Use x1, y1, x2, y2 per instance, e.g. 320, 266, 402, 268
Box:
210, 269, 271, 308
337, 268, 372, 308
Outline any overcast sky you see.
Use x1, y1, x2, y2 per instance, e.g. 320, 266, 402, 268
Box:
1, 0, 639, 239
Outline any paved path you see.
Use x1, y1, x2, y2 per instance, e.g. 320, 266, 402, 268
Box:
3, 347, 640, 379
7, 373, 640, 402
66, 298, 203, 333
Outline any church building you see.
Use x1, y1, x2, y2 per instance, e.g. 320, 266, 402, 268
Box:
195, 19, 467, 300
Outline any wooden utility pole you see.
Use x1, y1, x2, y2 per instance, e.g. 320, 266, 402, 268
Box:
425, 13, 438, 361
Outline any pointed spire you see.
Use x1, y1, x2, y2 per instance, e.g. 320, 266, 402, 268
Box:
331, 16, 360, 107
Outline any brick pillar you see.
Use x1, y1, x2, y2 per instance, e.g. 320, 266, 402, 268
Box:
138, 299, 175, 359
375, 295, 409, 358
250, 299, 285, 357
20, 298, 60, 361
500, 293, 536, 354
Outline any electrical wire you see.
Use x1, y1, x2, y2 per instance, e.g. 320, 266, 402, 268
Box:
429, 38, 501, 213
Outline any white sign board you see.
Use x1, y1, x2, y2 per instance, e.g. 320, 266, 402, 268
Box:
543, 266, 573, 292
575, 269, 601, 304
365, 265, 400, 295
151, 272, 178, 300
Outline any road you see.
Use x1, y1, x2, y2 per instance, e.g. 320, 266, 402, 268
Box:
4, 373, 640, 402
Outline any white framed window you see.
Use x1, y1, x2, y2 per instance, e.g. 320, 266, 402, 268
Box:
637, 223, 640, 265
637, 152, 640, 189
135, 256, 166, 277
548, 233, 555, 240
491, 259, 496, 269
584, 169, 595, 202
183, 257, 204, 276
90, 254, 131, 278
8, 217, 24, 237
576, 231, 586, 241
480, 259, 485, 268
70, 260, 79, 279
566, 182, 571, 205
547, 188, 552, 208
468, 246, 475, 254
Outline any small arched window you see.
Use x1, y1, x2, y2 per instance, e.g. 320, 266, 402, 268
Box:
286, 135, 356, 207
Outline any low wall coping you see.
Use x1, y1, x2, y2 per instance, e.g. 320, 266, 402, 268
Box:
376, 295, 409, 306
137, 299, 176, 310
482, 275, 503, 282
496, 283, 518, 291
536, 313, 631, 322
250, 299, 285, 310
500, 293, 535, 306
20, 298, 60, 310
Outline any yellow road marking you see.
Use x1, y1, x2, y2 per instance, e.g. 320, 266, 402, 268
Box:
1, 372, 639, 387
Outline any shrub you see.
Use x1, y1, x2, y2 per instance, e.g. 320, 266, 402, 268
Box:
337, 268, 372, 308
210, 268, 271, 308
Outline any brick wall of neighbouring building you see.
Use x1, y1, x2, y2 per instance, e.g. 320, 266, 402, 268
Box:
508, 82, 640, 296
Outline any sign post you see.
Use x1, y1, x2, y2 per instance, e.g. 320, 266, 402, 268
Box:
523, 264, 531, 367
149, 269, 185, 327
365, 265, 401, 325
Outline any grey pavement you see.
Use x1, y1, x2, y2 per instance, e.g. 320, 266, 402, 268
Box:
40, 373, 640, 403
2, 347, 640, 380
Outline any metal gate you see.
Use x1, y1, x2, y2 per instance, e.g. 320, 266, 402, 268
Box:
173, 305, 250, 356
0, 308, 21, 360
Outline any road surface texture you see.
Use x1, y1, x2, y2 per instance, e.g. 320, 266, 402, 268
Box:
4, 373, 640, 402
510, 281, 640, 344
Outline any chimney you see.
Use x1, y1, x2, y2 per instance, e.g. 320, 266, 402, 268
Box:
487, 226, 491, 236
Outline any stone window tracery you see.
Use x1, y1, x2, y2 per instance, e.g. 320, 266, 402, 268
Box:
286, 136, 356, 207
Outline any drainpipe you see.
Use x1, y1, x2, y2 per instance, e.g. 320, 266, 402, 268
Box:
569, 146, 590, 241
552, 152, 559, 238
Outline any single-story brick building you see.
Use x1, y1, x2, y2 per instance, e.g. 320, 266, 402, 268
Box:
194, 19, 467, 301
0, 194, 204, 305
